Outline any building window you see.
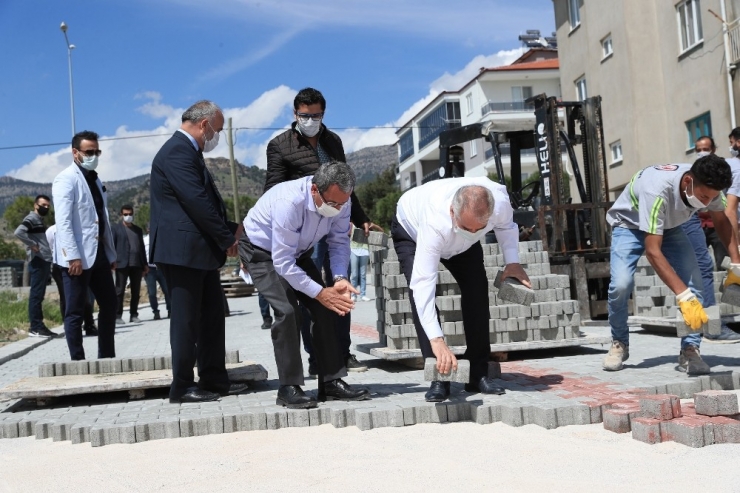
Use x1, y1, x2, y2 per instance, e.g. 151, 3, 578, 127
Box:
575, 76, 587, 101
511, 86, 533, 102
398, 131, 414, 162
418, 101, 461, 149
601, 34, 613, 59
466, 93, 474, 115
610, 140, 623, 165
470, 139, 478, 157
685, 112, 712, 149
568, 0, 580, 30
677, 0, 703, 53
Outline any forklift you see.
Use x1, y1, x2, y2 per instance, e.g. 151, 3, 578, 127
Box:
437, 93, 613, 321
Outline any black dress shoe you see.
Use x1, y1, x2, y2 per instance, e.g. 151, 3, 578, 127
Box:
425, 381, 451, 402
319, 378, 370, 402
170, 388, 221, 404
201, 382, 250, 396
84, 326, 99, 337
465, 376, 506, 395
276, 385, 317, 409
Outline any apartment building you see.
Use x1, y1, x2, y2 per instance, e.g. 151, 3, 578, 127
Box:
553, 0, 740, 197
396, 48, 561, 190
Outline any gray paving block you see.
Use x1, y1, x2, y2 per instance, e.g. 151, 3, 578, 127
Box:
470, 404, 492, 425
412, 404, 448, 424
224, 350, 239, 364
70, 423, 92, 444
308, 407, 331, 426
423, 358, 470, 383
51, 421, 75, 442
494, 271, 534, 306
524, 405, 558, 429
694, 391, 740, 416
721, 284, 740, 306
34, 420, 54, 440
38, 363, 55, 377
660, 420, 705, 448
500, 404, 524, 427
676, 305, 720, 337
286, 410, 310, 428
17, 419, 35, 437
631, 417, 663, 444
180, 417, 211, 437
445, 401, 471, 423
265, 409, 288, 430
330, 409, 349, 428
354, 409, 373, 431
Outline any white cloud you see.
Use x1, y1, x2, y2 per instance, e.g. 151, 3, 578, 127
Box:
7, 48, 526, 181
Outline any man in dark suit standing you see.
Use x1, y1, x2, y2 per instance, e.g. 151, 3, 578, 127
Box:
149, 100, 248, 403
111, 204, 148, 325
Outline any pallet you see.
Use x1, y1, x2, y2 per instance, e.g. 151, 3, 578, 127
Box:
356, 332, 612, 361
0, 362, 268, 404
221, 276, 255, 297
629, 314, 740, 335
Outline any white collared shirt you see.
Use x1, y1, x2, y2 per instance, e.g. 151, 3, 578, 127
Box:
396, 176, 520, 339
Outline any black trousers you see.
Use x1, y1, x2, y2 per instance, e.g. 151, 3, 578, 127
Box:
159, 263, 229, 399
115, 266, 143, 317
704, 227, 728, 270
61, 246, 117, 361
239, 236, 346, 386
390, 217, 490, 381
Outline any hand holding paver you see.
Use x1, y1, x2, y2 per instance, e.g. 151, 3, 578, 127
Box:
676, 289, 707, 331
429, 337, 457, 374
424, 358, 470, 382
494, 270, 535, 306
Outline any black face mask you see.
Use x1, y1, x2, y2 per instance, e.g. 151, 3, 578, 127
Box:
37, 206, 49, 217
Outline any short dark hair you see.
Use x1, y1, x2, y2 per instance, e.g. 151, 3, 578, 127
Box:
691, 154, 733, 190
294, 88, 326, 111
695, 135, 716, 150
35, 194, 50, 204
120, 204, 134, 214
730, 127, 740, 141
72, 130, 99, 150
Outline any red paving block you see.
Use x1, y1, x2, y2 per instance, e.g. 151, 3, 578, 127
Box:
632, 417, 663, 444
694, 391, 740, 417
639, 394, 681, 420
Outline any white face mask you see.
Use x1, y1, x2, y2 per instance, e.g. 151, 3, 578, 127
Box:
685, 177, 706, 209
123, 215, 134, 224
203, 125, 220, 153
79, 155, 99, 171
452, 216, 486, 242
730, 146, 739, 158
298, 119, 321, 138
696, 151, 711, 159
316, 201, 341, 218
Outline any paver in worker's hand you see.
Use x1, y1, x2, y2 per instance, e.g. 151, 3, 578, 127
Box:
423, 358, 470, 383
494, 271, 534, 306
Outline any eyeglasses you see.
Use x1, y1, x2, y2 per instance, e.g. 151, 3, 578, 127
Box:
296, 112, 324, 123
77, 149, 102, 157
319, 190, 348, 209
122, 213, 133, 217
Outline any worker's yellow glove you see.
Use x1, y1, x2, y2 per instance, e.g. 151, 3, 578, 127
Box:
725, 264, 740, 288
676, 289, 708, 331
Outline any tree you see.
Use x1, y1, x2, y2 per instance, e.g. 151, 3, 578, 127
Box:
134, 203, 150, 230
0, 238, 25, 260
3, 196, 55, 231
355, 164, 400, 229
223, 196, 256, 223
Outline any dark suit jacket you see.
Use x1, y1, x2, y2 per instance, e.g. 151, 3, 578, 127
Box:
149, 131, 237, 271
111, 221, 147, 268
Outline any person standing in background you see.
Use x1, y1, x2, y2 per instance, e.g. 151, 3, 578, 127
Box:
111, 204, 148, 325
349, 224, 370, 302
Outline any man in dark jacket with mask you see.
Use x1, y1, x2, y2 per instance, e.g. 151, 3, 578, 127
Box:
264, 87, 381, 375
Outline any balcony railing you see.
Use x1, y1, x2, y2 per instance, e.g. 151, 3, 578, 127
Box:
399, 147, 414, 163
481, 101, 533, 117
418, 119, 461, 150
484, 145, 536, 160
422, 169, 440, 184
729, 20, 740, 66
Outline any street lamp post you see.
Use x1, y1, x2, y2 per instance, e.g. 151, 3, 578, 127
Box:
60, 21, 76, 136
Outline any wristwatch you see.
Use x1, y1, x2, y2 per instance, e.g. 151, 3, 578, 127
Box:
333, 275, 348, 283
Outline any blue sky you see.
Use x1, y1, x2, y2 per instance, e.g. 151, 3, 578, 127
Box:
0, 0, 555, 182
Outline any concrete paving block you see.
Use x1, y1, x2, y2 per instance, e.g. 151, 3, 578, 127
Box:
286, 410, 310, 428
135, 422, 157, 442
493, 271, 535, 306
526, 406, 558, 429
500, 404, 524, 427
423, 358, 470, 383
70, 423, 91, 444
99, 358, 123, 374
154, 356, 168, 370
470, 404, 492, 425
700, 373, 735, 391
17, 419, 35, 438
34, 420, 54, 440
660, 419, 705, 448
721, 284, 740, 307
54, 363, 65, 376
694, 391, 740, 416
117, 424, 137, 444
445, 401, 472, 423
639, 394, 682, 420
330, 409, 349, 428
38, 363, 55, 377
180, 417, 209, 437
308, 407, 331, 426
265, 409, 288, 430
354, 409, 373, 431
602, 408, 634, 433
89, 426, 105, 447
631, 417, 663, 444
413, 404, 448, 424
51, 421, 75, 442
708, 418, 740, 444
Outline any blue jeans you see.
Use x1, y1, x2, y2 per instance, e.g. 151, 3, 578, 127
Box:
258, 292, 271, 319
608, 226, 703, 349
681, 214, 716, 307
145, 266, 170, 313
28, 256, 51, 331
350, 253, 368, 297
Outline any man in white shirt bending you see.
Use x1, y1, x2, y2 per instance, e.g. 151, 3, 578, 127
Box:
391, 176, 530, 402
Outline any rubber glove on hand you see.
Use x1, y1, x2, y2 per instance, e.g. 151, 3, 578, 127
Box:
676, 288, 708, 331
725, 264, 740, 288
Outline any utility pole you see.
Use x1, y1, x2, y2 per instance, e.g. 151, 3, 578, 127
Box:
227, 117, 240, 222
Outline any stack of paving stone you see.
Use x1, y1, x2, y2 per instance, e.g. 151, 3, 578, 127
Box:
632, 256, 736, 318
357, 231, 582, 351
603, 390, 740, 447
0, 267, 15, 288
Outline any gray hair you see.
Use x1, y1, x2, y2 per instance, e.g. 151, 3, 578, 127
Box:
182, 100, 221, 123
452, 185, 494, 224
312, 160, 356, 194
